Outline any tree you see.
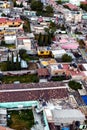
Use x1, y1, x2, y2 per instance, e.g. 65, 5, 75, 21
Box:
43, 35, 46, 46
19, 49, 27, 59
60, 24, 66, 31
38, 33, 42, 46
45, 5, 54, 14
23, 20, 31, 32
68, 80, 82, 91
1, 40, 5, 46
20, 2, 23, 7
56, 0, 62, 4
13, 1, 17, 7
30, 0, 43, 12
62, 54, 72, 62
48, 33, 51, 45
78, 39, 85, 48
80, 4, 87, 11
1, 13, 6, 17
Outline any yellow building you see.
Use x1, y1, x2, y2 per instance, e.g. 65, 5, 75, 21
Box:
38, 50, 51, 56
2, 2, 11, 8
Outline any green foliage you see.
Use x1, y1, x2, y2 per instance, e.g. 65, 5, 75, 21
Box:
51, 76, 66, 81
1, 40, 6, 46
49, 21, 57, 32
6, 53, 21, 71
45, 5, 54, 14
1, 13, 6, 17
23, 19, 31, 32
30, 0, 53, 16
2, 74, 39, 84
30, 0, 43, 11
7, 109, 34, 130
56, 0, 62, 4
38, 33, 42, 46
62, 54, 72, 62
45, 22, 57, 38
80, 4, 87, 11
61, 24, 66, 31
37, 33, 52, 46
19, 49, 39, 61
78, 39, 85, 48
13, 1, 23, 7
85, 120, 87, 124
19, 49, 27, 59
13, 1, 17, 7
68, 80, 82, 90
57, 24, 66, 31
0, 41, 15, 49
75, 28, 82, 34
20, 2, 23, 7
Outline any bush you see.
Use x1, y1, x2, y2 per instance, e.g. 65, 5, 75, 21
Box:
68, 80, 82, 90
62, 54, 72, 62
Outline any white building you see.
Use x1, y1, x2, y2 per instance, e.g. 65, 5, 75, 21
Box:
52, 109, 85, 125
0, 109, 7, 126
51, 49, 66, 58
63, 8, 82, 23
4, 35, 16, 44
17, 39, 32, 54
48, 64, 65, 76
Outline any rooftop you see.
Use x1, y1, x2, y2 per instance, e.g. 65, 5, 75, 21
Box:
0, 82, 68, 102
64, 3, 78, 11
37, 68, 49, 77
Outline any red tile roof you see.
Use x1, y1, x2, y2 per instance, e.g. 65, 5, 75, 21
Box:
0, 18, 7, 23
0, 82, 68, 102
64, 3, 78, 10
63, 64, 85, 76
0, 18, 22, 24
37, 68, 49, 76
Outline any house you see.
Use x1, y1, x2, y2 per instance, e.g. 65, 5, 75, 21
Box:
17, 38, 35, 54
52, 109, 85, 125
48, 64, 66, 76
4, 35, 16, 44
34, 26, 47, 34
0, 18, 23, 30
13, 56, 28, 69
23, 10, 36, 17
45, 108, 85, 126
0, 1, 11, 8
63, 8, 82, 23
40, 59, 57, 67
51, 49, 66, 59
37, 68, 49, 78
38, 50, 51, 57
0, 109, 7, 126
13, 7, 23, 13
2, 8, 11, 15
64, 3, 78, 11
17, 39, 31, 49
